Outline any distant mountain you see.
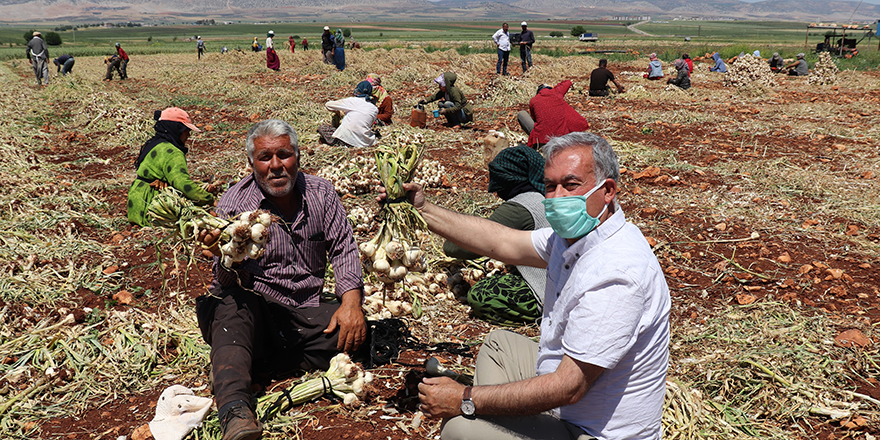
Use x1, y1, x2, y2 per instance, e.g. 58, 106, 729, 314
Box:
0, 0, 877, 22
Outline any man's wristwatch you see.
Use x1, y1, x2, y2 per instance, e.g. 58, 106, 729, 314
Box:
460, 386, 475, 416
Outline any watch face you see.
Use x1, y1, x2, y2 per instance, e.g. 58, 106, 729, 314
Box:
460, 399, 476, 416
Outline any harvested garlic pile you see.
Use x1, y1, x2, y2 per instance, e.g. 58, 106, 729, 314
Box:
808, 52, 838, 86
362, 272, 450, 320
318, 155, 447, 196
347, 206, 375, 235
722, 54, 777, 88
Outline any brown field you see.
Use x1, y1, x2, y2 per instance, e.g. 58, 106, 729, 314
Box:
1, 46, 879, 440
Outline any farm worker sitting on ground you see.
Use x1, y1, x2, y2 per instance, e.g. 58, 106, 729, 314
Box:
127, 108, 215, 226
333, 29, 346, 71
768, 52, 784, 73
682, 53, 693, 74
318, 81, 379, 148
752, 50, 761, 58
26, 31, 49, 86
709, 52, 727, 73
643, 53, 664, 80
786, 53, 809, 76
387, 131, 670, 440
667, 59, 691, 90
196, 119, 367, 440
251, 37, 259, 52
104, 54, 123, 81
322, 27, 334, 64
366, 73, 394, 126
442, 145, 548, 325
115, 43, 129, 79
517, 80, 590, 149
419, 72, 474, 129
587, 58, 625, 97
266, 30, 280, 71
53, 54, 74, 76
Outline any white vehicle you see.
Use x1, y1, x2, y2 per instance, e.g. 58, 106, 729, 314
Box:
579, 33, 598, 42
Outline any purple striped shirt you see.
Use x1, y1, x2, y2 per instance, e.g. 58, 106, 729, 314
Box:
209, 172, 363, 308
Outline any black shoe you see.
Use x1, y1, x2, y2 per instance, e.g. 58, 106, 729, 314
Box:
219, 400, 262, 440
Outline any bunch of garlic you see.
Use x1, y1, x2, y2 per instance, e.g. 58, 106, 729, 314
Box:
360, 238, 427, 283
722, 54, 777, 88
211, 211, 273, 268
808, 52, 838, 86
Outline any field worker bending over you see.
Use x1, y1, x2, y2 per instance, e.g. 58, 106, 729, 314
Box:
517, 80, 590, 150
667, 59, 691, 90
318, 81, 379, 148
709, 52, 727, 73
443, 146, 548, 325
127, 108, 215, 226
388, 132, 670, 440
115, 43, 129, 79
786, 53, 809, 76
419, 72, 474, 129
53, 54, 75, 76
196, 120, 367, 440
643, 53, 663, 80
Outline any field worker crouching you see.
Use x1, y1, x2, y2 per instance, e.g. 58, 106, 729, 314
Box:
518, 80, 591, 150
196, 119, 367, 440
318, 81, 379, 148
786, 53, 809, 76
588, 59, 625, 97
366, 73, 394, 126
709, 52, 727, 73
768, 53, 784, 73
127, 108, 215, 226
385, 132, 670, 440
443, 145, 548, 325
419, 72, 474, 129
643, 53, 663, 80
667, 59, 691, 90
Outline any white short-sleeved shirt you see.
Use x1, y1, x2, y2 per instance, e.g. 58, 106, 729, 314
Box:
531, 209, 670, 440
492, 28, 511, 51
324, 97, 378, 148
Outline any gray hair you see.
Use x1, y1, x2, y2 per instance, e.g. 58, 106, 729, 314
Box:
246, 119, 299, 161
541, 132, 620, 185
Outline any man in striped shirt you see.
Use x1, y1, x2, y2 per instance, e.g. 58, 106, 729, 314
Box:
197, 119, 366, 440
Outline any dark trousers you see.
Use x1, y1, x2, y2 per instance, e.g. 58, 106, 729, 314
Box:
496, 49, 510, 74
119, 59, 128, 79
196, 288, 342, 409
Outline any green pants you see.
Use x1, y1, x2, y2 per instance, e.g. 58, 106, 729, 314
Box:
467, 273, 541, 326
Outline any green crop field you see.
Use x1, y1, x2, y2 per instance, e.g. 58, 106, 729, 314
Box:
1, 19, 877, 69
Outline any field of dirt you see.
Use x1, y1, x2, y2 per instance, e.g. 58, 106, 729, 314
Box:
1, 46, 879, 440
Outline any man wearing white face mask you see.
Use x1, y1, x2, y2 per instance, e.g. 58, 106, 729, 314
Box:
380, 132, 670, 440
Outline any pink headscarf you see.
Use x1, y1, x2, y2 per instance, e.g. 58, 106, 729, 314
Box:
649, 53, 658, 61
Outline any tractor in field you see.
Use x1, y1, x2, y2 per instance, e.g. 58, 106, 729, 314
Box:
805, 23, 874, 58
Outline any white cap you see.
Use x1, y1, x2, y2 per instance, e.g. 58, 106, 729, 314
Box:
324, 26, 330, 31
268, 30, 274, 35
521, 21, 527, 26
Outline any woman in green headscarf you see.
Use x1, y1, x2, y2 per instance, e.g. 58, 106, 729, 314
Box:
443, 145, 548, 325
333, 29, 346, 71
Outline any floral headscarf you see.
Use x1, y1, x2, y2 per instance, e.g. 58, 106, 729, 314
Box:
366, 73, 389, 105
674, 59, 686, 70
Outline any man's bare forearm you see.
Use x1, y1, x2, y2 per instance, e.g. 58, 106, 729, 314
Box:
419, 201, 544, 268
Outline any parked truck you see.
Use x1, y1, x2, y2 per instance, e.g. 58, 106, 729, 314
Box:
579, 33, 598, 42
